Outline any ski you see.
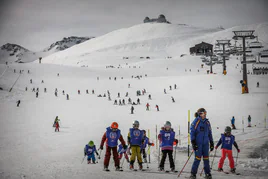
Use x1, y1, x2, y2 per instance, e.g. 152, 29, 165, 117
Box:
103, 168, 110, 172
165, 170, 178, 173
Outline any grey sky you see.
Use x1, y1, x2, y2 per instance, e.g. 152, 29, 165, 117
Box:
0, 0, 267, 51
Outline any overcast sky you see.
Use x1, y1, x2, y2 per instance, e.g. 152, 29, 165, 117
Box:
0, 0, 267, 51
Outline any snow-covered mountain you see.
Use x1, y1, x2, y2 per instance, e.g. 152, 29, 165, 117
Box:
41, 22, 268, 67
0, 36, 93, 64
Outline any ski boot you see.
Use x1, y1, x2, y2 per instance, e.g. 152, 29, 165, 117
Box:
230, 168, 236, 173
171, 167, 176, 172
87, 159, 91, 164
189, 173, 196, 179
159, 167, 164, 171
129, 163, 134, 170
92, 160, 96, 164
204, 173, 212, 179
115, 166, 120, 171
139, 163, 143, 170
218, 168, 223, 172
103, 166, 109, 171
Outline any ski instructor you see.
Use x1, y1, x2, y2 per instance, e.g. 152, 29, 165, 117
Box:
190, 108, 214, 179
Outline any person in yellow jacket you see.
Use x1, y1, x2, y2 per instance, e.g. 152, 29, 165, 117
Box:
128, 120, 144, 170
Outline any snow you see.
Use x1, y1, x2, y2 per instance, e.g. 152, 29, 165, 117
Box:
0, 22, 268, 179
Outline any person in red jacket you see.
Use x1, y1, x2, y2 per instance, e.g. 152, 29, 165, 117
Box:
100, 122, 127, 171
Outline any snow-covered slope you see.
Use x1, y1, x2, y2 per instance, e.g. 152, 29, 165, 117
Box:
0, 36, 93, 64
42, 22, 268, 67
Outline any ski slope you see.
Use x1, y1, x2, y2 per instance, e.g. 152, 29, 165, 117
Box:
0, 22, 268, 179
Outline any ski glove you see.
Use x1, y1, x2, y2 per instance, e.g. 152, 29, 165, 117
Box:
174, 139, 179, 144
210, 142, 214, 152
191, 140, 198, 151
123, 145, 128, 150
237, 149, 240, 153
100, 146, 103, 150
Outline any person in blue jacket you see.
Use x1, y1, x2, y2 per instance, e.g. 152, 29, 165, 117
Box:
190, 108, 214, 179
140, 130, 154, 163
231, 116, 236, 129
215, 126, 240, 173
84, 141, 99, 164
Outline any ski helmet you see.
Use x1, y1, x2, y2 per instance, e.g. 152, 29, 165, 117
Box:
133, 120, 139, 128
88, 140, 94, 147
111, 122, 119, 129
225, 126, 232, 133
164, 121, 171, 127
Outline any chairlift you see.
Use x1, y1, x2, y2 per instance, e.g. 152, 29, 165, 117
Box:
260, 50, 268, 58
249, 36, 263, 49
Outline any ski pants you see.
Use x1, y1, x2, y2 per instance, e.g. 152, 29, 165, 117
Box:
87, 154, 96, 162
218, 149, 235, 169
104, 146, 119, 168
159, 150, 175, 169
141, 148, 147, 159
130, 146, 142, 164
191, 144, 211, 175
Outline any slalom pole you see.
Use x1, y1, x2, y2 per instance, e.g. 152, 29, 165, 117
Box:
148, 129, 151, 163
158, 145, 161, 170
178, 150, 194, 177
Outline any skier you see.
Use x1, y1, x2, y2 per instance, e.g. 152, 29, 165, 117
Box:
171, 96, 175, 103
114, 100, 118, 105
128, 120, 144, 170
55, 91, 58, 97
158, 121, 178, 171
122, 99, 125, 105
86, 89, 89, 94
28, 70, 30, 74
156, 105, 159, 111
16, 100, 21, 107
210, 85, 212, 90
141, 130, 154, 163
148, 94, 151, 100
66, 94, 69, 100
25, 87, 27, 91
36, 92, 38, 98
44, 88, 47, 93
36, 88, 39, 92
78, 90, 80, 95
118, 143, 129, 163
57, 73, 59, 77
190, 108, 214, 179
53, 116, 60, 132
137, 98, 140, 105
146, 103, 150, 111
164, 89, 167, 94
248, 115, 251, 127
169, 85, 172, 90
32, 88, 35, 92
174, 84, 177, 89
125, 92, 128, 97
62, 90, 65, 95
92, 90, 95, 94
128, 84, 130, 88
215, 126, 240, 173
118, 93, 120, 98
231, 116, 236, 129
41, 80, 44, 83
131, 106, 134, 114
14, 69, 16, 73
257, 82, 259, 88
119, 99, 122, 105
128, 98, 132, 104
84, 141, 99, 164
99, 122, 127, 171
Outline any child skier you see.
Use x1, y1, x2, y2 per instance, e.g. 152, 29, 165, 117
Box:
231, 116, 236, 129
118, 144, 129, 163
84, 141, 99, 164
248, 115, 251, 127
141, 130, 154, 163
128, 120, 144, 170
53, 116, 60, 132
158, 121, 178, 171
215, 126, 240, 173
100, 122, 127, 171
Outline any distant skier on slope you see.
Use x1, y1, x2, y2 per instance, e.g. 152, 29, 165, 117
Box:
215, 126, 240, 173
231, 116, 236, 129
53, 116, 60, 132
84, 141, 99, 164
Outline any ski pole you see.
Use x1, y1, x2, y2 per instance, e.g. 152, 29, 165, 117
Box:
81, 155, 86, 164
235, 151, 239, 167
210, 149, 217, 169
120, 154, 125, 169
178, 150, 194, 177
158, 145, 161, 169
98, 149, 102, 159
174, 143, 178, 161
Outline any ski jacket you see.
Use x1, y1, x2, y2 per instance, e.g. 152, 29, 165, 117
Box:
128, 128, 144, 146
231, 117, 235, 125
158, 129, 175, 150
84, 145, 97, 155
100, 128, 126, 148
216, 133, 238, 150
190, 117, 213, 145
141, 136, 149, 149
